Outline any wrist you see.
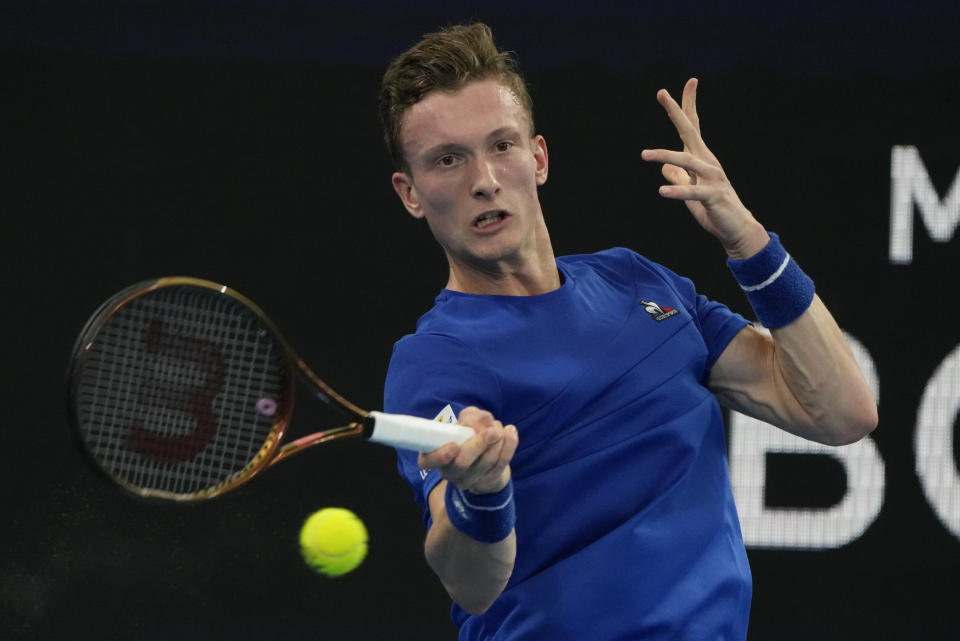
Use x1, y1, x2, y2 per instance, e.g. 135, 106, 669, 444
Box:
727, 232, 815, 329
723, 220, 769, 261
445, 479, 516, 544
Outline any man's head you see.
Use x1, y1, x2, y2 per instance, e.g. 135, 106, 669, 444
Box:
381, 23, 553, 295
379, 23, 535, 173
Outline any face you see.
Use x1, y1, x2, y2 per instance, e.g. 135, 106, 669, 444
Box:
391, 79, 549, 284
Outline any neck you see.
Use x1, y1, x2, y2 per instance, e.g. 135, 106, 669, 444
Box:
445, 233, 561, 296
446, 257, 562, 296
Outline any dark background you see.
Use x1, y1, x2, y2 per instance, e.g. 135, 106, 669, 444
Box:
3, 2, 959, 639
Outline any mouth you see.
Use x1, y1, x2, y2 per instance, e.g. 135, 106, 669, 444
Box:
472, 210, 509, 229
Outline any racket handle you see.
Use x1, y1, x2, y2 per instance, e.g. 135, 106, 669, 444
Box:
365, 411, 474, 452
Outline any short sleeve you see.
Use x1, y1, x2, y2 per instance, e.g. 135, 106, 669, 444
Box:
629, 251, 750, 372
383, 333, 503, 529
694, 293, 751, 370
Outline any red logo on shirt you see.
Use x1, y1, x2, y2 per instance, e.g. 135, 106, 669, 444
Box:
639, 300, 679, 322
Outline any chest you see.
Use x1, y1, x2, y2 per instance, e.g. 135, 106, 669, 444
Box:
474, 275, 711, 444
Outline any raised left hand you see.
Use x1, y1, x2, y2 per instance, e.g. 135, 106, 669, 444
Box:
641, 78, 767, 259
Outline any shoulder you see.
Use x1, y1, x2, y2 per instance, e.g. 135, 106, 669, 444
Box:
384, 331, 503, 414
558, 246, 641, 272
386, 332, 483, 386
558, 247, 696, 295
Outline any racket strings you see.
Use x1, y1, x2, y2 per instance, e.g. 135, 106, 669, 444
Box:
76, 286, 288, 497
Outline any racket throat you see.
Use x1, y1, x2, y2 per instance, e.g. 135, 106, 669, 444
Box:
270, 422, 367, 466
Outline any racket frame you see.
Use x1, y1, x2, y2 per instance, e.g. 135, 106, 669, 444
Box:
68, 277, 372, 501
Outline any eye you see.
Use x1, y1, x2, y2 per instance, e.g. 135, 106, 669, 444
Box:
436, 154, 460, 167
495, 141, 514, 152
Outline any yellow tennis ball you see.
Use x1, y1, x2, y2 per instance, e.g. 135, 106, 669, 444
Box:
299, 507, 368, 577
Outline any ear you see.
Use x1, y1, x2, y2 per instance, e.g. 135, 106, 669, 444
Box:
391, 171, 424, 219
532, 135, 549, 186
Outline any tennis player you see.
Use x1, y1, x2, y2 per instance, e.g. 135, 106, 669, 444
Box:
380, 23, 877, 640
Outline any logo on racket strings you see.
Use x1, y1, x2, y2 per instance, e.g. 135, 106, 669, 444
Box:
127, 320, 227, 464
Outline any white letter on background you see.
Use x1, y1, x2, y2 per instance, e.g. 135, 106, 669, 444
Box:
729, 333, 885, 549
915, 342, 960, 540
889, 145, 960, 264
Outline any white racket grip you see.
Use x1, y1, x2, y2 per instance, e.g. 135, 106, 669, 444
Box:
365, 411, 474, 452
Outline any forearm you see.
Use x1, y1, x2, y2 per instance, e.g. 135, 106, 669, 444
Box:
715, 233, 878, 444
768, 295, 878, 444
425, 480, 516, 614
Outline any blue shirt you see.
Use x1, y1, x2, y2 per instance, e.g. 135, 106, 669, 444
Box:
384, 248, 753, 640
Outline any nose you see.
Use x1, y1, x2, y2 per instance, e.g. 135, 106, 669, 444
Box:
471, 157, 501, 199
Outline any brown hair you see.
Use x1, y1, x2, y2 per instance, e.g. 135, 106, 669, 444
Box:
379, 23, 534, 171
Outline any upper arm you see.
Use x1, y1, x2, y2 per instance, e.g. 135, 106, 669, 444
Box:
385, 333, 503, 526
708, 323, 810, 429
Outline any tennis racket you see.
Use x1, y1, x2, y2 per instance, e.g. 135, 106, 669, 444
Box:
67, 276, 473, 502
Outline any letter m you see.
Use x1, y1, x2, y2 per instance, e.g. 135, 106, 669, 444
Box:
890, 146, 960, 264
